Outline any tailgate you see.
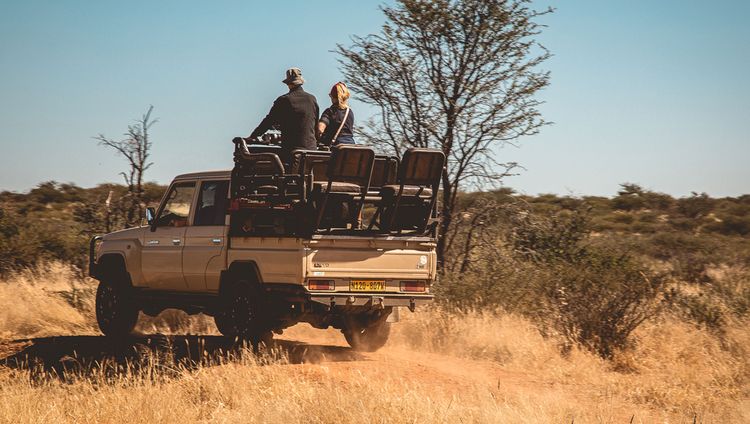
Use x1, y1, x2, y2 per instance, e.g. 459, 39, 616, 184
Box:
305, 238, 435, 279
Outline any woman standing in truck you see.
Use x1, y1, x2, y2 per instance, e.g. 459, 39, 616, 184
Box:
317, 82, 355, 146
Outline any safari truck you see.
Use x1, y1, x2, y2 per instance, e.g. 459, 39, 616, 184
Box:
89, 138, 444, 351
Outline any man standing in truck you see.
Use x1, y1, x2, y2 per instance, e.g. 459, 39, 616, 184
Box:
248, 67, 320, 162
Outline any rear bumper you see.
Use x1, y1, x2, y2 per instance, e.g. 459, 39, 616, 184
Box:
308, 292, 434, 311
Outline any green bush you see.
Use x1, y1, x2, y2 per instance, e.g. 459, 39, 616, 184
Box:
538, 249, 665, 358
508, 207, 665, 358
611, 184, 675, 213
0, 206, 88, 274
441, 201, 666, 359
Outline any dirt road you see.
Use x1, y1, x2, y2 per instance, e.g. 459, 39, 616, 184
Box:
0, 324, 739, 423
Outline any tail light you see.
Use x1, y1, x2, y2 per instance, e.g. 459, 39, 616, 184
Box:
400, 280, 427, 292
308, 280, 334, 291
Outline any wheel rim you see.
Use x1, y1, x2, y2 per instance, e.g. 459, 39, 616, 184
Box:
229, 285, 262, 338
96, 280, 137, 336
97, 283, 118, 327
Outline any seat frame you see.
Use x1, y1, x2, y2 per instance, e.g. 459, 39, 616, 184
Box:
314, 145, 375, 232
229, 139, 442, 236
368, 148, 445, 234
231, 148, 305, 207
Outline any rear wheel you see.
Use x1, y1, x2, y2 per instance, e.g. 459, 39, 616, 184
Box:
224, 280, 272, 346
96, 278, 138, 337
344, 321, 391, 352
213, 311, 236, 337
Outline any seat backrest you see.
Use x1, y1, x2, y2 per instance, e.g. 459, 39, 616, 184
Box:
370, 155, 399, 190
327, 145, 375, 190
291, 150, 331, 182
239, 152, 284, 175
398, 148, 445, 187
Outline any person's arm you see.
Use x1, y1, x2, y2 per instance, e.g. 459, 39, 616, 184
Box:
314, 100, 322, 140
316, 122, 327, 141
249, 98, 282, 138
317, 107, 332, 144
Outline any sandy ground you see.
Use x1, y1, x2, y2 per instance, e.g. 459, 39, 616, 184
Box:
1, 320, 746, 423
275, 325, 653, 422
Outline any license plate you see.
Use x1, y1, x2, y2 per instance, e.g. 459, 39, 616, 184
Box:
350, 280, 386, 292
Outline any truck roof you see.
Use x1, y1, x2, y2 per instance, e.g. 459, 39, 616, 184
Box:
174, 170, 231, 181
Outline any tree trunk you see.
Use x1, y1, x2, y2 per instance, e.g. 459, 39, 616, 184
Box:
437, 168, 453, 270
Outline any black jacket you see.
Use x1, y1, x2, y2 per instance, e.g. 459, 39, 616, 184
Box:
251, 86, 320, 154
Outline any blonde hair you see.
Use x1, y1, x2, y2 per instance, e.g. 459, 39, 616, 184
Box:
329, 82, 350, 109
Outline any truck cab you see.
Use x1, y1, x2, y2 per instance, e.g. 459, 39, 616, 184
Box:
90, 141, 444, 351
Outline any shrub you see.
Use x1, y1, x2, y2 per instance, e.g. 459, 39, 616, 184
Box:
0, 207, 87, 274
507, 209, 665, 358
705, 215, 750, 236
664, 288, 725, 331
677, 192, 714, 219
538, 249, 665, 358
441, 201, 666, 359
641, 232, 717, 261
610, 213, 635, 225
717, 268, 750, 317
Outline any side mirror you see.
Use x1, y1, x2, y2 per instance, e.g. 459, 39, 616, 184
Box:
146, 207, 156, 226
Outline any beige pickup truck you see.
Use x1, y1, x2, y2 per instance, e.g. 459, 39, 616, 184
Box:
90, 142, 444, 351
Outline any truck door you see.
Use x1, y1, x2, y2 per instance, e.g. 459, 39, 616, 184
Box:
183, 179, 229, 291
141, 181, 196, 290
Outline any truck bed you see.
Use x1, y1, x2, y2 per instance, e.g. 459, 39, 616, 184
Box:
228, 234, 437, 308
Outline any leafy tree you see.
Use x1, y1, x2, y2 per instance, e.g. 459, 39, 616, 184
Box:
337, 0, 552, 264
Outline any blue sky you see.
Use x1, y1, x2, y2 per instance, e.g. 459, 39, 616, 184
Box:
1, 0, 748, 197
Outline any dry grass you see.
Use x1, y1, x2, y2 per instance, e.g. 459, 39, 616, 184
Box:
0, 263, 97, 340
1, 264, 749, 423
395, 308, 750, 421
0, 262, 217, 339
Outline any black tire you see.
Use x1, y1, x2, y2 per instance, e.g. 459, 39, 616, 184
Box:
225, 280, 272, 345
344, 321, 391, 352
213, 311, 236, 337
95, 278, 139, 337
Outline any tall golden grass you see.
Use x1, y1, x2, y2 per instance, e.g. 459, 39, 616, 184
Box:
0, 263, 97, 340
1, 263, 748, 423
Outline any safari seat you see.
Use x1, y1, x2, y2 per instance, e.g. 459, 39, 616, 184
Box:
231, 151, 304, 203
237, 152, 285, 175
368, 147, 444, 233
314, 145, 375, 231
369, 155, 399, 192
290, 149, 330, 182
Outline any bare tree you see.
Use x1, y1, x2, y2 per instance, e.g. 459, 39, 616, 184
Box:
337, 0, 551, 264
95, 105, 156, 227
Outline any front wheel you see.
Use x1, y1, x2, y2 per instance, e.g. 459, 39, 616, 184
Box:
344, 321, 391, 352
95, 279, 139, 337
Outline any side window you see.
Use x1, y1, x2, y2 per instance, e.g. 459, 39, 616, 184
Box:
194, 180, 229, 226
155, 182, 196, 227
